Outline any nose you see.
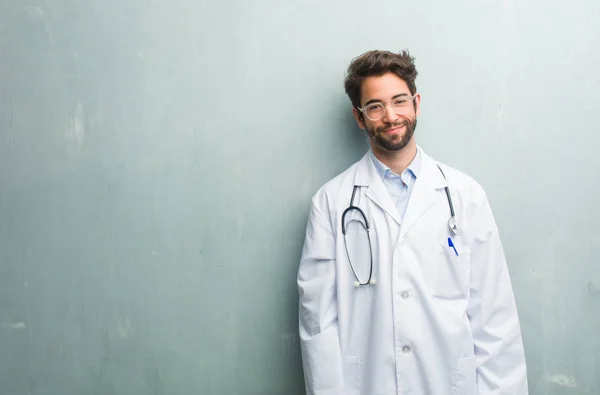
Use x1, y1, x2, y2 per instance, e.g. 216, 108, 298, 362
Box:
382, 103, 399, 123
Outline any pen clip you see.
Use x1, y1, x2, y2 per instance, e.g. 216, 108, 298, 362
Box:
447, 237, 459, 256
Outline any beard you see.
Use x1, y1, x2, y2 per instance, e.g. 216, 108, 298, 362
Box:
367, 117, 417, 152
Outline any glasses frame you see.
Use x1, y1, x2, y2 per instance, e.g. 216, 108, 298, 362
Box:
357, 94, 417, 121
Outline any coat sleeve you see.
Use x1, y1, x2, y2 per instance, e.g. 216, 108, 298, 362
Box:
465, 183, 529, 394
297, 193, 343, 395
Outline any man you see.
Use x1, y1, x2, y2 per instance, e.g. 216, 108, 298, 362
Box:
297, 50, 528, 395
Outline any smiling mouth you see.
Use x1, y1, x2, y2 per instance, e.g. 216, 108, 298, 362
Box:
382, 124, 405, 134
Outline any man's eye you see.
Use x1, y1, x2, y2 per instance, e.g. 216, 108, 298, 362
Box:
394, 99, 408, 106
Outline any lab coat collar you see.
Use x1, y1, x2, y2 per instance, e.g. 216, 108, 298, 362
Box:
353, 145, 447, 233
401, 147, 448, 237
354, 150, 402, 226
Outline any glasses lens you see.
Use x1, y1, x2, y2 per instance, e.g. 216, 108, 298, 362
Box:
365, 104, 384, 120
393, 98, 412, 114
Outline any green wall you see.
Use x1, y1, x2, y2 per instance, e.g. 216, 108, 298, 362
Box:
1, 0, 599, 394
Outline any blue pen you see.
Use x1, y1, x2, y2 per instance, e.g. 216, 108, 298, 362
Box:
448, 237, 459, 256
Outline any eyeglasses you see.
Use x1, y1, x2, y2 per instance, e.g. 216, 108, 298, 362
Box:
357, 94, 417, 121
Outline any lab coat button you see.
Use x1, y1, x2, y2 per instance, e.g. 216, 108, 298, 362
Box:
398, 238, 405, 246
402, 345, 411, 354
401, 291, 409, 299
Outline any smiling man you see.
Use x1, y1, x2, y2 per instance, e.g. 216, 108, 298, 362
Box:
297, 50, 528, 395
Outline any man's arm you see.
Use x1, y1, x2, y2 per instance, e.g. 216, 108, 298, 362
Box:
298, 193, 343, 395
466, 183, 529, 394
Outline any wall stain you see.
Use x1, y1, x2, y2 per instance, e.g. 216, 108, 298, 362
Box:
588, 282, 600, 298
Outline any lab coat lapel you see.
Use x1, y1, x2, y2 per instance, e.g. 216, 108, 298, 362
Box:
354, 152, 402, 227
400, 148, 447, 238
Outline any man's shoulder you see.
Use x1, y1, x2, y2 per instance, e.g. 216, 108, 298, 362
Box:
310, 155, 364, 208
433, 157, 488, 204
436, 160, 478, 187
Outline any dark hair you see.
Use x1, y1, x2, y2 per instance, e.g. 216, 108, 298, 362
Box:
344, 50, 418, 109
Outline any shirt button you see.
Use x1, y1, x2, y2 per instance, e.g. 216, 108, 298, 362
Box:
402, 345, 412, 354
398, 238, 405, 246
401, 291, 410, 299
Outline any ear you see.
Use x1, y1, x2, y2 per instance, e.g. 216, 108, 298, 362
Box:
352, 107, 366, 129
414, 93, 421, 117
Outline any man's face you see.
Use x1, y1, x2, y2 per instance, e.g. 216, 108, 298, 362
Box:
352, 73, 421, 153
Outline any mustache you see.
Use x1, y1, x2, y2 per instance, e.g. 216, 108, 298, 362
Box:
377, 120, 409, 133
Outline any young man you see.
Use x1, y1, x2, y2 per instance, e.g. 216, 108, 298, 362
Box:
297, 50, 528, 395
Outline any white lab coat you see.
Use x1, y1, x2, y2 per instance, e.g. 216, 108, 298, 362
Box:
298, 147, 528, 395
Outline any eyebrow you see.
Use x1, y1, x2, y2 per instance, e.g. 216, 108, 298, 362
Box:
363, 93, 410, 107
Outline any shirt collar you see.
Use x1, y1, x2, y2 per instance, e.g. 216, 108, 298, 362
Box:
370, 147, 422, 181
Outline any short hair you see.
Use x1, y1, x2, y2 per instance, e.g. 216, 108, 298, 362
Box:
344, 50, 418, 109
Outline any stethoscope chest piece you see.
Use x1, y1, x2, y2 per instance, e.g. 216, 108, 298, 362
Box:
354, 279, 377, 288
448, 216, 459, 236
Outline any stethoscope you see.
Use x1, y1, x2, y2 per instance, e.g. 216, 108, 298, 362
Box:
341, 164, 457, 287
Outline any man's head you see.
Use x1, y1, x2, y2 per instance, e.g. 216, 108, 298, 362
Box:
344, 50, 420, 154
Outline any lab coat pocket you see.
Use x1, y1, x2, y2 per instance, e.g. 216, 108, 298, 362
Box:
454, 356, 476, 395
341, 356, 361, 395
432, 243, 470, 299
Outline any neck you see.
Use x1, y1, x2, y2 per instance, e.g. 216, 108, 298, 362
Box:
371, 139, 417, 175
